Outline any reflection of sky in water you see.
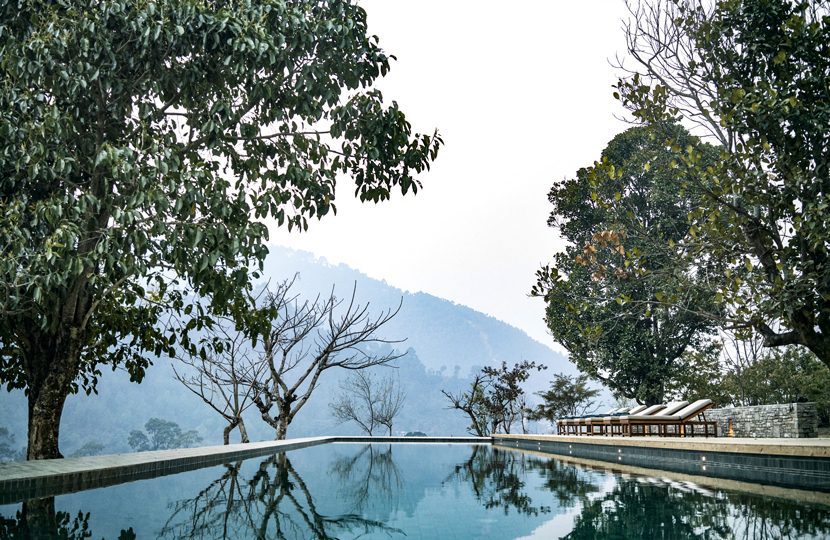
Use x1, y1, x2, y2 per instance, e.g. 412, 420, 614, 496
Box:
2, 443, 830, 539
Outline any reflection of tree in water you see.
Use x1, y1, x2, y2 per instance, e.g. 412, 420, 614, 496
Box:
0, 497, 136, 539
448, 445, 599, 516
159, 461, 249, 538
563, 475, 830, 539
160, 452, 404, 539
329, 444, 403, 515
458, 448, 830, 539
526, 456, 600, 508
563, 480, 730, 539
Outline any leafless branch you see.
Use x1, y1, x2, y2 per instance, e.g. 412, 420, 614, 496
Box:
243, 279, 405, 439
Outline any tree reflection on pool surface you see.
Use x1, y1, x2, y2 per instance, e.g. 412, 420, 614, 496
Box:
2, 444, 829, 539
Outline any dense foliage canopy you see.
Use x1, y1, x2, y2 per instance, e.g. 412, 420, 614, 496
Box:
617, 0, 830, 365
534, 124, 719, 403
0, 0, 441, 458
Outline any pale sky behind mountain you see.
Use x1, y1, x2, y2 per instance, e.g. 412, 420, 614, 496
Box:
269, 1, 632, 352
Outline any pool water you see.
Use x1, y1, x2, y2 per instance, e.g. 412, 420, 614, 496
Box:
2, 443, 829, 539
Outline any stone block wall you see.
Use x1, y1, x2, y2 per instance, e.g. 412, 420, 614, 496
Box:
705, 402, 817, 438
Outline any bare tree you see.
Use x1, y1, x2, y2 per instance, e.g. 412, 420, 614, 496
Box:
375, 376, 406, 436
330, 444, 403, 512
174, 322, 263, 444
159, 453, 404, 540
247, 280, 403, 439
721, 329, 765, 375
330, 371, 406, 436
616, 0, 734, 146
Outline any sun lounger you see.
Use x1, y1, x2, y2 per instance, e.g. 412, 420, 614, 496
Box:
559, 405, 650, 436
584, 403, 678, 436
574, 407, 633, 435
625, 399, 716, 437
613, 401, 689, 436
557, 407, 617, 435
558, 407, 624, 435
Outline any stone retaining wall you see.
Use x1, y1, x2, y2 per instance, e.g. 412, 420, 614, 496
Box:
706, 402, 817, 438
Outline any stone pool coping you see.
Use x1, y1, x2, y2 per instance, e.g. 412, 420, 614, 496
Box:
0, 436, 489, 504
495, 434, 830, 458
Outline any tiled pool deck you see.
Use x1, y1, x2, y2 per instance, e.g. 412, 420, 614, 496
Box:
495, 434, 830, 492
0, 436, 488, 503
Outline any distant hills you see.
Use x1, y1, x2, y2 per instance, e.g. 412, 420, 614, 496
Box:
260, 246, 574, 382
0, 246, 576, 457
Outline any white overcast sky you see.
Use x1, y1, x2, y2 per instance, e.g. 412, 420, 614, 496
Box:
269, 1, 632, 351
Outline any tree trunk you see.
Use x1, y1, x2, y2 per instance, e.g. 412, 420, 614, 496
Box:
805, 333, 830, 370
21, 497, 58, 538
222, 420, 237, 445
641, 389, 664, 406
23, 327, 84, 460
276, 419, 288, 440
237, 417, 250, 443
27, 371, 72, 460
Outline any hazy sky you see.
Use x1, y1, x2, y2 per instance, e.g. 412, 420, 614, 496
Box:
269, 2, 632, 351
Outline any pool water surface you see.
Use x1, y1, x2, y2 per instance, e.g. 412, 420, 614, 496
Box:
1, 443, 829, 539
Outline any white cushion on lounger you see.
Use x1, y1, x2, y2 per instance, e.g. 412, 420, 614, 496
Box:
660, 399, 713, 421
625, 401, 689, 421
637, 404, 667, 416
596, 403, 667, 423
652, 401, 690, 416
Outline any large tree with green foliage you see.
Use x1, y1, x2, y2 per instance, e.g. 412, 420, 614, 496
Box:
533, 124, 719, 403
721, 345, 830, 424
617, 0, 830, 366
0, 0, 441, 459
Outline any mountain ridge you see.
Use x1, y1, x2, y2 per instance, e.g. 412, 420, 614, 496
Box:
270, 247, 558, 353
261, 245, 574, 380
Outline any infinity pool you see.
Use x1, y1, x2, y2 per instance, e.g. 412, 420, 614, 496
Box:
2, 443, 829, 539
